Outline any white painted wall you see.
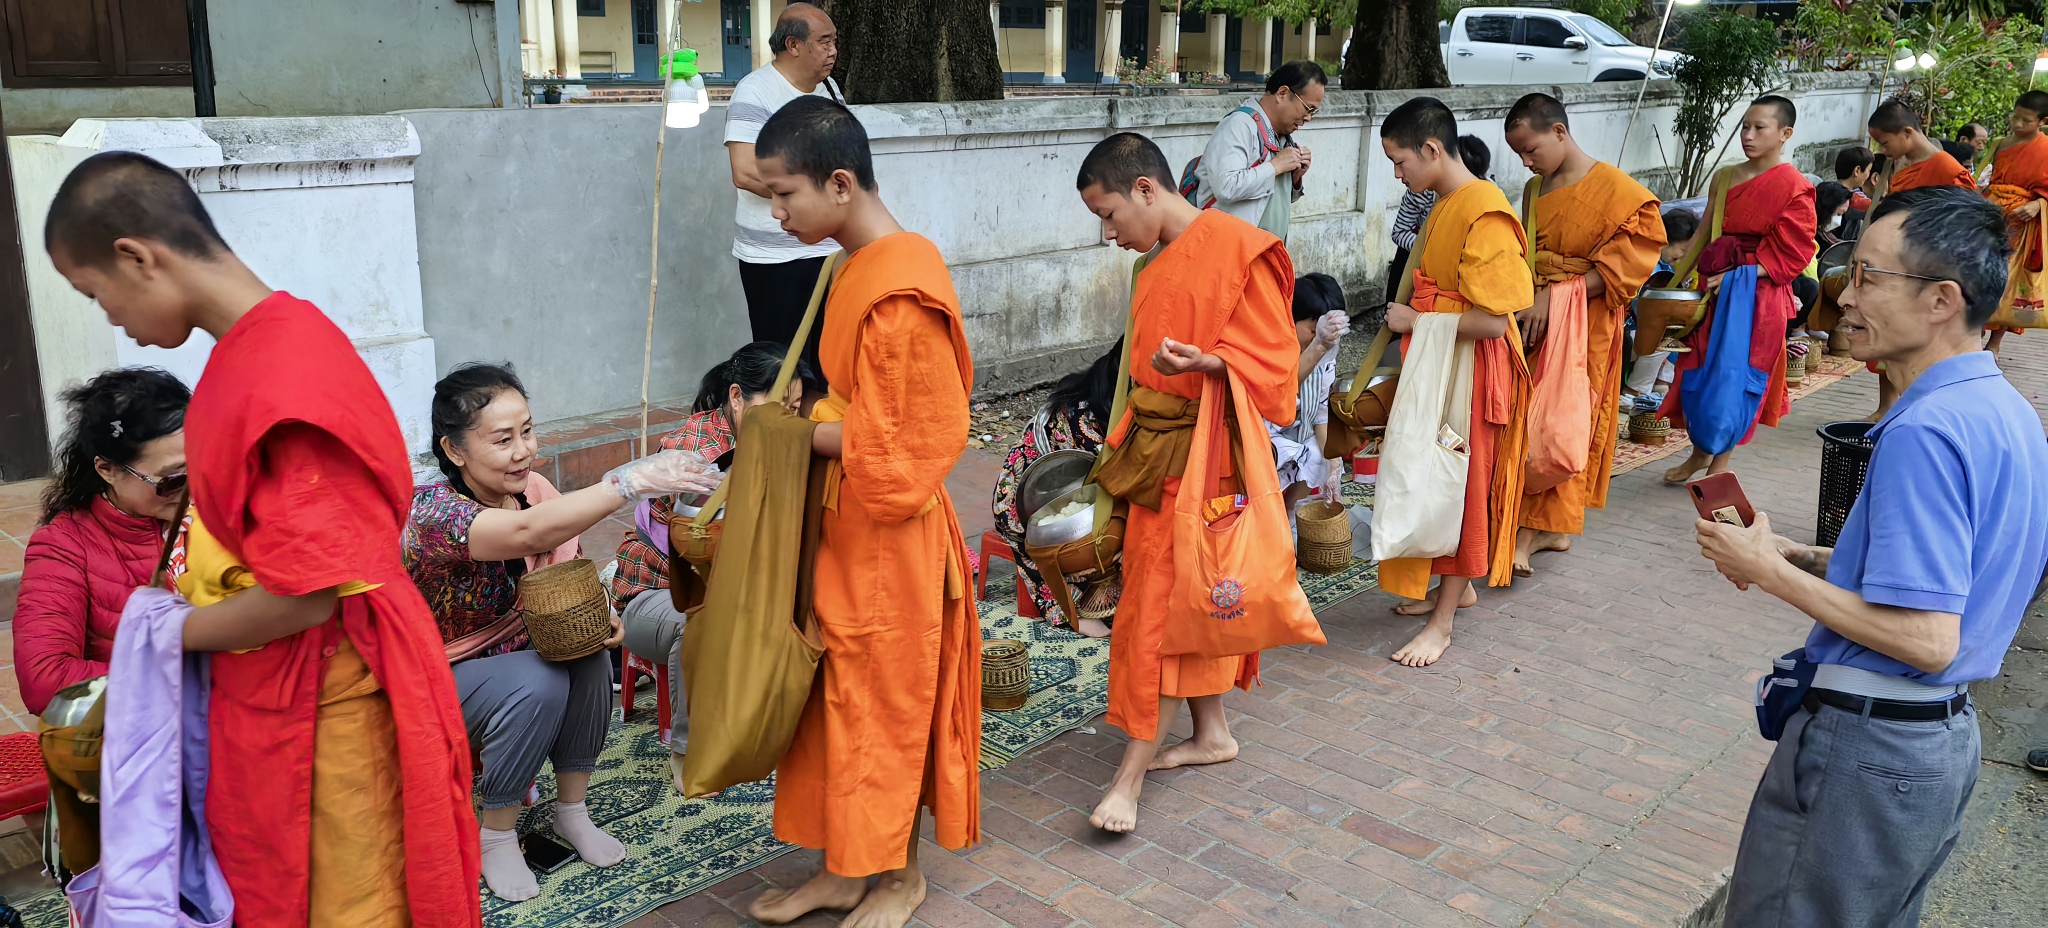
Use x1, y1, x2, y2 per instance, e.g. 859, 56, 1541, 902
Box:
11, 117, 438, 452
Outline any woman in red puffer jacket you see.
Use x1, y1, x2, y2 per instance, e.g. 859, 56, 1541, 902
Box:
16, 368, 190, 715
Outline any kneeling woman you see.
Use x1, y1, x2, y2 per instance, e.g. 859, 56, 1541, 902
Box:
404, 363, 717, 901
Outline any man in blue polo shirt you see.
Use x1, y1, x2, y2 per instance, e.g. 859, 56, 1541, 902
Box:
1696, 186, 2048, 925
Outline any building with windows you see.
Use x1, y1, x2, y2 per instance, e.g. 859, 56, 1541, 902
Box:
990, 1, 1346, 85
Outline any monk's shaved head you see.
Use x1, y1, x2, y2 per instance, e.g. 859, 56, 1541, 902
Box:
45, 151, 228, 267
2018, 90, 2048, 118
1075, 132, 1174, 195
1869, 98, 1922, 135
757, 95, 875, 191
1751, 94, 1797, 129
1383, 96, 1458, 153
1505, 93, 1569, 133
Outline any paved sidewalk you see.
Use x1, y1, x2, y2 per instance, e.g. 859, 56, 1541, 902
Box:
649, 353, 1907, 928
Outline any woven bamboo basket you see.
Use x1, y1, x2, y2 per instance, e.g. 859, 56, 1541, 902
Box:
1629, 412, 1671, 446
1295, 500, 1352, 574
1785, 351, 1807, 387
981, 639, 1029, 711
518, 558, 613, 662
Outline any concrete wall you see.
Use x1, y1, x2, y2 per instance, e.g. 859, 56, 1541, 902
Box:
1, 0, 515, 135
404, 104, 750, 427
12, 117, 439, 451
398, 70, 1882, 427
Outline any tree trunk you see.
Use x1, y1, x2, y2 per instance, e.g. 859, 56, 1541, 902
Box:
824, 0, 1004, 104
1342, 0, 1447, 91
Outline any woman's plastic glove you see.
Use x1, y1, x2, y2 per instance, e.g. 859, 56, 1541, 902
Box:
1312, 309, 1348, 352
604, 449, 721, 501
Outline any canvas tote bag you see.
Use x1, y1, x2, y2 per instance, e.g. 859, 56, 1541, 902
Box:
676, 254, 841, 798
1371, 311, 1475, 562
1159, 368, 1324, 658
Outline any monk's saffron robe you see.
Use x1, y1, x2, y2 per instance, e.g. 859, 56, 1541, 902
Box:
777, 232, 981, 877
1379, 181, 1534, 600
1521, 162, 1664, 536
186, 292, 480, 928
1098, 209, 1299, 744
1888, 149, 1975, 193
1986, 134, 2048, 332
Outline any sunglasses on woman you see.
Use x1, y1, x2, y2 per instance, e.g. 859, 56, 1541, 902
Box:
122, 463, 188, 498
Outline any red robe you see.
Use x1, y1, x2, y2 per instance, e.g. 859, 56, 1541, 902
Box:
1660, 163, 1815, 441
186, 293, 480, 927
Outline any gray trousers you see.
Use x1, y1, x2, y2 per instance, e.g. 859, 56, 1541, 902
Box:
618, 588, 687, 751
453, 647, 613, 809
1726, 701, 1980, 927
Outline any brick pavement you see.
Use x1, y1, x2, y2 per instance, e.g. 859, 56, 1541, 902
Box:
647, 353, 1930, 928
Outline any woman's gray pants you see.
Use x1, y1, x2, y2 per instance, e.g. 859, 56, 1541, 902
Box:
619, 588, 687, 751
453, 647, 613, 809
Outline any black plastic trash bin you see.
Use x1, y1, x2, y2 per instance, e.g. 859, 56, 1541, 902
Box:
1816, 420, 1876, 547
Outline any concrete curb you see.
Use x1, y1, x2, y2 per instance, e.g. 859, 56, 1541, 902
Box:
1684, 872, 1732, 928
0, 571, 16, 625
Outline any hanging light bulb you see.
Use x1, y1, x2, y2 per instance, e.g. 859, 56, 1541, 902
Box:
1673, 0, 1703, 5
2034, 50, 2048, 73
1895, 50, 1917, 72
1917, 51, 1937, 70
662, 48, 710, 130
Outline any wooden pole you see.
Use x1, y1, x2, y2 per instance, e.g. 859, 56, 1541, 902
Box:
639, 3, 677, 458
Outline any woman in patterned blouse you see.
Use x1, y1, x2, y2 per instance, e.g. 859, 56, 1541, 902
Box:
613, 342, 808, 791
991, 344, 1122, 637
402, 363, 718, 902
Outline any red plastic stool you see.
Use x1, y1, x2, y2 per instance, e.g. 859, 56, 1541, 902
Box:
621, 648, 673, 745
977, 530, 1041, 618
0, 732, 48, 820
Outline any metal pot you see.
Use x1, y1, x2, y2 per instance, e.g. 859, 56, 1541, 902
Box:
41, 676, 104, 729
1025, 485, 1099, 548
1018, 449, 1094, 525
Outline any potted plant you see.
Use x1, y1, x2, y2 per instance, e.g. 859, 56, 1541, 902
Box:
537, 71, 565, 105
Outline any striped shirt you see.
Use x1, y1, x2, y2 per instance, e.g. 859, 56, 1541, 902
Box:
725, 65, 844, 263
1391, 189, 1435, 251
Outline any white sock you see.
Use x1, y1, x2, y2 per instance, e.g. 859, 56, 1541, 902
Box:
552, 800, 627, 867
479, 826, 539, 902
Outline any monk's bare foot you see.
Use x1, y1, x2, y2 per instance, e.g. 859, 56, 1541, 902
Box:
1089, 779, 1142, 833
1393, 585, 1477, 616
748, 868, 867, 924
1532, 531, 1571, 556
1864, 405, 1892, 423
1664, 450, 1709, 486
1392, 622, 1454, 668
1512, 528, 1538, 578
1076, 617, 1112, 639
843, 865, 926, 928
1148, 734, 1238, 771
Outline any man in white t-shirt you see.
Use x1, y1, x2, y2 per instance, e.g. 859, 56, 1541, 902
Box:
725, 2, 842, 389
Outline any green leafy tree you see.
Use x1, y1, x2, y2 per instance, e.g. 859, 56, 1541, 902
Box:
1672, 12, 1782, 196
1891, 13, 2038, 139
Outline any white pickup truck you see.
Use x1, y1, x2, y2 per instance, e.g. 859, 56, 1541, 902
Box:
1439, 7, 1682, 85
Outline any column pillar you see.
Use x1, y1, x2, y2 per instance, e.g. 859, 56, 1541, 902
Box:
534, 0, 558, 78
1207, 13, 1225, 78
1250, 16, 1271, 76
553, 0, 581, 78
752, 0, 773, 70
1044, 0, 1066, 83
1101, 1, 1124, 81
1158, 3, 1179, 81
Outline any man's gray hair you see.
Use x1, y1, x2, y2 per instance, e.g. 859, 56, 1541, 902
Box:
1867, 186, 2010, 329
769, 3, 819, 56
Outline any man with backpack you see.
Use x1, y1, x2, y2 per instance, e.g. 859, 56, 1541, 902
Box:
1185, 60, 1326, 242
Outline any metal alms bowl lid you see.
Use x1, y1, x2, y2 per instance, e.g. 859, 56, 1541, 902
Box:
1639, 286, 1706, 301
42, 676, 105, 728
1818, 239, 1855, 279
1026, 485, 1098, 548
1018, 449, 1095, 523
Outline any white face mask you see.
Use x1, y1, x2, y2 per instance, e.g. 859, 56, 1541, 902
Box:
1825, 214, 1842, 231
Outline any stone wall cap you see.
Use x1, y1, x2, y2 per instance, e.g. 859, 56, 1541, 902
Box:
200, 116, 420, 164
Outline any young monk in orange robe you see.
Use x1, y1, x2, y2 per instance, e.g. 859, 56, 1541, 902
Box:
1863, 98, 1977, 418
1502, 93, 1664, 579
43, 152, 480, 926
1660, 96, 1817, 485
1378, 97, 1532, 668
1983, 90, 2048, 356
1073, 132, 1304, 833
743, 96, 979, 928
